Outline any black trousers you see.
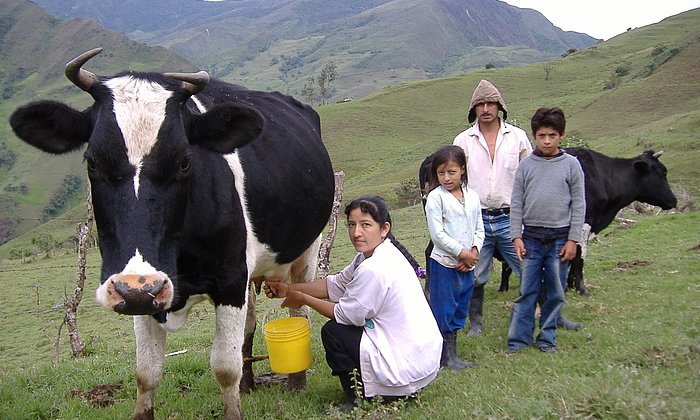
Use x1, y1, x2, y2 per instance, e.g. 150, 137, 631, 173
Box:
321, 319, 363, 376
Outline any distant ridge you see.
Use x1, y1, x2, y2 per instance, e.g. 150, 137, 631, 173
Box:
29, 0, 599, 100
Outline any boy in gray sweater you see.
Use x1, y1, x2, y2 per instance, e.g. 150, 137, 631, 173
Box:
506, 107, 585, 353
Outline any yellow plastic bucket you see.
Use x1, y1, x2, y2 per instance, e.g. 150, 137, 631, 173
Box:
263, 317, 312, 374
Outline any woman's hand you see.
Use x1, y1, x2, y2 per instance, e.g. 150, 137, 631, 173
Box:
263, 279, 288, 299
281, 290, 305, 310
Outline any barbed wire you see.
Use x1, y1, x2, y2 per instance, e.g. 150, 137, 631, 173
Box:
0, 265, 101, 273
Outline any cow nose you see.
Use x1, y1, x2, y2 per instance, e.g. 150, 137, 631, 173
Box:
98, 273, 173, 315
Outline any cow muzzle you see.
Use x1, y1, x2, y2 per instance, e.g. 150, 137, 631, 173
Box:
96, 273, 173, 315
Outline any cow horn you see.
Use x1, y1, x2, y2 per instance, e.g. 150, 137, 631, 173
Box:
65, 47, 103, 92
653, 150, 664, 159
163, 71, 210, 94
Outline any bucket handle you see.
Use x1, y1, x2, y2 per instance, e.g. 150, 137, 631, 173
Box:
262, 299, 311, 328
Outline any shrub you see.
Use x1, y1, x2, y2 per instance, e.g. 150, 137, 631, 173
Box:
394, 179, 421, 207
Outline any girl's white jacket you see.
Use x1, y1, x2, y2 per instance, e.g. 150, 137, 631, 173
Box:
425, 185, 485, 268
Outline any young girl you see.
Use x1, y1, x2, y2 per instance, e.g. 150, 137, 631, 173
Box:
425, 145, 484, 370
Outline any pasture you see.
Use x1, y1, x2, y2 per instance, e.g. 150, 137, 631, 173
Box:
0, 204, 697, 419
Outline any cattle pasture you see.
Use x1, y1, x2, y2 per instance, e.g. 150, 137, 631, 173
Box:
0, 205, 697, 418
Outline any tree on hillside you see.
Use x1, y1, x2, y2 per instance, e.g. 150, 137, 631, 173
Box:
302, 76, 317, 105
317, 62, 338, 105
543, 61, 554, 81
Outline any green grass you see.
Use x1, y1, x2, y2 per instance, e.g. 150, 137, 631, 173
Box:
0, 207, 697, 419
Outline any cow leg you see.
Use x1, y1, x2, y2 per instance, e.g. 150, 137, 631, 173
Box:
423, 240, 434, 299
286, 237, 321, 391
212, 304, 246, 420
567, 246, 588, 296
132, 315, 167, 420
240, 285, 257, 394
498, 262, 512, 292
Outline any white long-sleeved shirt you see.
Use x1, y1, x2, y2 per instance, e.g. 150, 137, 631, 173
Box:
453, 120, 532, 209
326, 239, 442, 397
425, 185, 484, 268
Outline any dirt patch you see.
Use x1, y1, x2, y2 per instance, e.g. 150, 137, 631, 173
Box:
254, 372, 288, 387
71, 380, 123, 408
614, 259, 652, 271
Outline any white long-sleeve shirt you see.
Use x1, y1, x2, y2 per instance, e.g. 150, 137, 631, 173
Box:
425, 185, 484, 268
326, 239, 442, 397
453, 120, 532, 209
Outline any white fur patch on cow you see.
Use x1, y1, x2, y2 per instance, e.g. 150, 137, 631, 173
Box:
161, 294, 211, 332
105, 76, 172, 199
224, 153, 279, 277
123, 249, 159, 275
210, 304, 246, 386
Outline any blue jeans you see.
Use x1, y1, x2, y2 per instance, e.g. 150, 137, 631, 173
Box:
429, 259, 474, 334
474, 213, 522, 286
507, 236, 567, 350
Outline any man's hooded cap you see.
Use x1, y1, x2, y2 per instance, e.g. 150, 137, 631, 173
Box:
467, 79, 508, 124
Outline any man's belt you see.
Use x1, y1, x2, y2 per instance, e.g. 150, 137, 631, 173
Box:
482, 208, 510, 216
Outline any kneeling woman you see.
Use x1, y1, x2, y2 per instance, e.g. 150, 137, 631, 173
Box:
264, 195, 442, 410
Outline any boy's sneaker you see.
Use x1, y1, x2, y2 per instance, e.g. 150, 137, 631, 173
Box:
539, 346, 557, 353
504, 347, 521, 355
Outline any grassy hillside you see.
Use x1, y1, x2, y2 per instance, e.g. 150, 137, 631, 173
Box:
317, 8, 700, 206
0, 206, 697, 418
1, 7, 697, 247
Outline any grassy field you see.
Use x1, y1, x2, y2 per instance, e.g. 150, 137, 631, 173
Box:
0, 206, 697, 419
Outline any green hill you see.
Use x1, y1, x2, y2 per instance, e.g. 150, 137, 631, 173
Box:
317, 8, 700, 207
1, 6, 698, 250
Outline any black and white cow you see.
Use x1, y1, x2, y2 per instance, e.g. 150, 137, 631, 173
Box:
10, 48, 334, 420
418, 148, 677, 295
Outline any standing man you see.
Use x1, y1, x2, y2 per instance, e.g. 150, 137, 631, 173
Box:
453, 79, 531, 337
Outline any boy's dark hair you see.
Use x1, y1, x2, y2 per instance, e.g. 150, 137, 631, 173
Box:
531, 107, 566, 135
428, 145, 468, 192
344, 195, 422, 275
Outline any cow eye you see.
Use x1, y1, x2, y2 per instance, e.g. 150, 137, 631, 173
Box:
85, 156, 97, 173
180, 157, 191, 172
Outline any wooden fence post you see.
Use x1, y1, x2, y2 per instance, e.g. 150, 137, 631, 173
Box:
317, 171, 345, 278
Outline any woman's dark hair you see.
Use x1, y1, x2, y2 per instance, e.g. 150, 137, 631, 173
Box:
531, 107, 566, 135
428, 145, 468, 191
344, 195, 423, 275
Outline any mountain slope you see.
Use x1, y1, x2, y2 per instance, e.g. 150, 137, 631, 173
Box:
30, 0, 599, 100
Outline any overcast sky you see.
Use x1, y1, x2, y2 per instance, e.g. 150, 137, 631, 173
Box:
504, 0, 700, 40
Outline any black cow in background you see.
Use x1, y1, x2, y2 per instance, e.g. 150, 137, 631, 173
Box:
563, 147, 676, 294
418, 148, 677, 296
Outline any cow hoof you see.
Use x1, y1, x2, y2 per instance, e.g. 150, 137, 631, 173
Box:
576, 288, 590, 296
286, 371, 307, 390
467, 326, 483, 337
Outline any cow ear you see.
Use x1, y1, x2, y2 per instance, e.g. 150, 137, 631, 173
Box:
10, 101, 91, 154
188, 105, 264, 154
633, 159, 651, 174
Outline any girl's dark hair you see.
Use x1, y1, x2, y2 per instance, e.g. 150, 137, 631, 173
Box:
428, 145, 468, 191
344, 195, 423, 275
531, 107, 566, 135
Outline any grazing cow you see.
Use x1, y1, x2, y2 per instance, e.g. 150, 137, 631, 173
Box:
564, 147, 676, 294
419, 148, 677, 295
10, 48, 334, 420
